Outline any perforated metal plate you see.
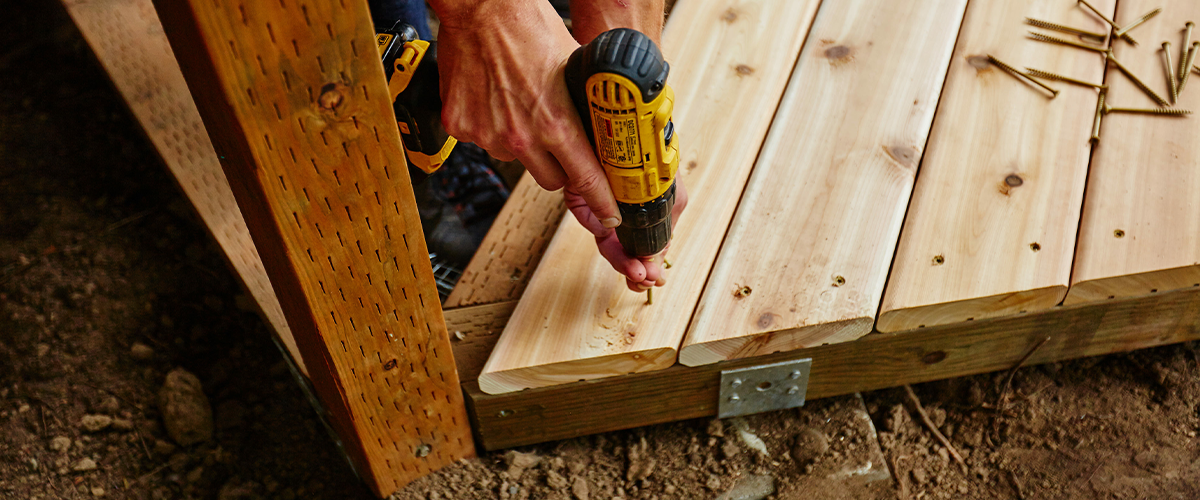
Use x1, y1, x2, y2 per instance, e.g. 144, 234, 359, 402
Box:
718, 358, 812, 418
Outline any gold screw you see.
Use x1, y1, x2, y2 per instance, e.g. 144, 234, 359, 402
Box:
1091, 89, 1106, 144
987, 54, 1059, 98
1164, 42, 1179, 104
646, 288, 653, 305
1024, 18, 1107, 43
1107, 52, 1170, 107
1025, 68, 1106, 89
1078, 0, 1139, 46
1181, 22, 1195, 83
1114, 8, 1163, 39
1181, 42, 1200, 93
1104, 105, 1191, 116
1027, 32, 1108, 53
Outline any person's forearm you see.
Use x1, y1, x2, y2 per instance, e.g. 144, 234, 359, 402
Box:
569, 0, 665, 45
427, 0, 546, 30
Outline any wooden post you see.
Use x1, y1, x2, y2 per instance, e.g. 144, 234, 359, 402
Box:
152, 0, 474, 494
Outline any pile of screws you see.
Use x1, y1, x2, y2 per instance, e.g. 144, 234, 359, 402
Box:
987, 1, 1198, 143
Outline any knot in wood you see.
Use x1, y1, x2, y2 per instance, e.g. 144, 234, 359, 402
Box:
1004, 174, 1024, 187
825, 45, 852, 61
318, 83, 344, 111
721, 8, 738, 23
735, 64, 755, 76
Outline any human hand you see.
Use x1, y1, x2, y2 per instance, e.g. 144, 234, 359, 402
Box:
434, 0, 676, 289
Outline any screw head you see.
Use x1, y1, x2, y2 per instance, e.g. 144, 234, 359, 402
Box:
790, 370, 801, 380
787, 386, 800, 395
415, 444, 432, 458
731, 378, 742, 388
729, 394, 741, 403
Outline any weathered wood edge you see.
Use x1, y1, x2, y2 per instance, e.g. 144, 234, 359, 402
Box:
464, 286, 1200, 451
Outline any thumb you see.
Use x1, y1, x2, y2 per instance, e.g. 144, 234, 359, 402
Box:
552, 134, 622, 229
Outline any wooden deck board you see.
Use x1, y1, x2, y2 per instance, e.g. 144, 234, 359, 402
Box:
468, 286, 1200, 450
680, 0, 969, 366
1067, 0, 1200, 305
477, 0, 823, 394
877, 0, 1114, 332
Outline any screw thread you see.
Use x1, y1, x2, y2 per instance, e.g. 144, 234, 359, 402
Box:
1164, 42, 1179, 104
1109, 54, 1170, 107
1107, 106, 1191, 116
1024, 18, 1107, 41
987, 55, 1058, 97
1024, 68, 1105, 88
1028, 32, 1108, 53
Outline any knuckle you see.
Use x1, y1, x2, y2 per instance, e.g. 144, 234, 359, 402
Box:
571, 171, 608, 197
502, 130, 532, 155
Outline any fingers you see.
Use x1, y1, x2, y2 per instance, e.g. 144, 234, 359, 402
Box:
670, 177, 688, 232
520, 149, 570, 193
595, 232, 647, 283
548, 129, 622, 229
564, 186, 610, 238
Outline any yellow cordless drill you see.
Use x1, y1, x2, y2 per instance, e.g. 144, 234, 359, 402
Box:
566, 28, 680, 257
376, 22, 457, 176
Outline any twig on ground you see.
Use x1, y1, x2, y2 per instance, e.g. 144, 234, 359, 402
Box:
903, 384, 967, 472
1008, 469, 1026, 499
998, 336, 1051, 410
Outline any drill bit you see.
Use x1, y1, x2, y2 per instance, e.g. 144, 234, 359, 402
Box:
987, 55, 1059, 98
1024, 18, 1107, 43
1028, 32, 1108, 53
1107, 52, 1170, 107
1163, 42, 1179, 104
1078, 0, 1139, 46
1025, 68, 1106, 89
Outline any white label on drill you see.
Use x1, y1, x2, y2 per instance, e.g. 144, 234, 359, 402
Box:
592, 108, 642, 168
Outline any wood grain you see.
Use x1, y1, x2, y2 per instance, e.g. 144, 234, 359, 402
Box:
476, 0, 823, 395
153, 0, 473, 493
1067, 0, 1200, 305
61, 0, 303, 374
467, 286, 1200, 450
443, 172, 565, 308
877, 0, 1115, 332
680, 0, 969, 366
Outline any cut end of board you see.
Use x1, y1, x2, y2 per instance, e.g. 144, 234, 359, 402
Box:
876, 285, 1066, 333
1066, 265, 1200, 306
477, 347, 677, 395
679, 317, 872, 367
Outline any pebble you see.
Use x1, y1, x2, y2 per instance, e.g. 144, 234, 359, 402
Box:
153, 439, 177, 456
91, 487, 105, 497
80, 415, 113, 433
706, 474, 722, 490
97, 396, 120, 414
791, 428, 829, 465
707, 419, 725, 437
503, 450, 540, 481
49, 436, 72, 452
157, 368, 213, 446
73, 457, 98, 472
130, 342, 155, 361
571, 475, 590, 500
911, 467, 927, 485
36, 344, 50, 357
715, 474, 775, 500
111, 418, 134, 431
546, 470, 569, 489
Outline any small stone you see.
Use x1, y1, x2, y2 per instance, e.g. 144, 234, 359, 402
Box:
130, 342, 155, 361
706, 474, 722, 490
707, 419, 725, 437
91, 487, 105, 497
157, 368, 213, 446
29, 458, 38, 470
504, 450, 540, 481
911, 467, 927, 485
111, 418, 134, 431
791, 428, 829, 465
721, 440, 741, 460
73, 457, 98, 472
97, 396, 120, 414
716, 474, 775, 500
80, 415, 113, 433
186, 466, 204, 483
36, 344, 50, 357
547, 470, 569, 489
50, 436, 72, 452
664, 484, 676, 495
571, 475, 590, 500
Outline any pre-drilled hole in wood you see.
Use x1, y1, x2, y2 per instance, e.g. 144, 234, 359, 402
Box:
1030, 242, 1040, 252
1114, 229, 1125, 238
933, 255, 945, 265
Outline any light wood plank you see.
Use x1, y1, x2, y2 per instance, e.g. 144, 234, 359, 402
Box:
61, 0, 303, 374
1067, 0, 1200, 305
468, 286, 1200, 450
680, 0, 968, 366
443, 172, 565, 308
444, 301, 517, 382
476, 0, 822, 395
877, 0, 1114, 332
153, 0, 474, 493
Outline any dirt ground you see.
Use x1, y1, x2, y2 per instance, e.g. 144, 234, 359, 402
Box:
4, 2, 1200, 499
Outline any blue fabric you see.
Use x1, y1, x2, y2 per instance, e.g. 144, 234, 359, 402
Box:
369, 0, 433, 40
